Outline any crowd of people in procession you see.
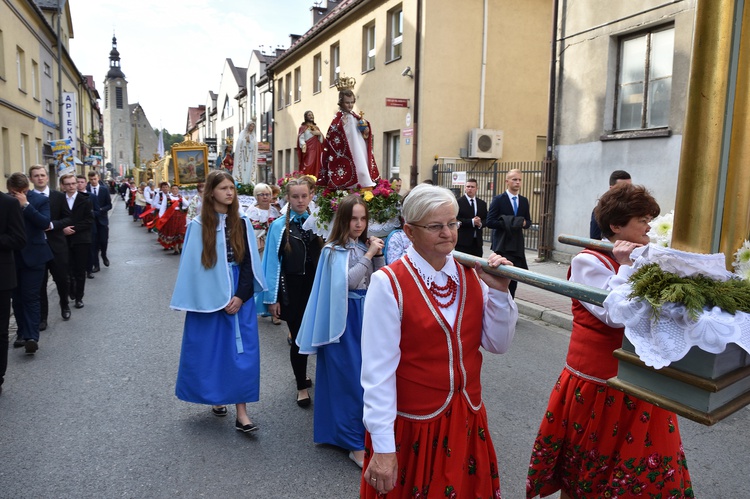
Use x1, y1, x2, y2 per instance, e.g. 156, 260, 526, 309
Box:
0, 86, 694, 499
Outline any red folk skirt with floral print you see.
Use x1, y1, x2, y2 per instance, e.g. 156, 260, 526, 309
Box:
360, 396, 502, 499
157, 207, 186, 250
526, 293, 693, 498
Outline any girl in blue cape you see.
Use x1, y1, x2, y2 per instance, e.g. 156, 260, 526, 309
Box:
297, 194, 385, 468
170, 170, 266, 433
257, 175, 322, 407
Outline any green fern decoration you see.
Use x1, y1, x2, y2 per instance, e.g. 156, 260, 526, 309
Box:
627, 263, 750, 320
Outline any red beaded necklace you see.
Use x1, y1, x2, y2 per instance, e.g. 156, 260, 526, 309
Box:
429, 278, 458, 308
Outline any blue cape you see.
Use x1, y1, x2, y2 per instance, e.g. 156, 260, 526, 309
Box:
296, 244, 349, 354
170, 213, 266, 313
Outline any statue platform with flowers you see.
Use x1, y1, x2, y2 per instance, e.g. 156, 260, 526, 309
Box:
302, 178, 401, 240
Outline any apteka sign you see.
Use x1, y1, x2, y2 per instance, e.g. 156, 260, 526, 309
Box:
61, 92, 77, 156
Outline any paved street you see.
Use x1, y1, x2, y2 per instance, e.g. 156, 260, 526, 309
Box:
1, 199, 748, 498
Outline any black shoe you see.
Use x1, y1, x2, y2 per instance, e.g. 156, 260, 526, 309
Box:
13, 336, 25, 348
235, 419, 258, 433
211, 406, 228, 417
305, 377, 313, 388
74, 300, 84, 309
61, 305, 71, 320
87, 272, 94, 279
102, 256, 110, 267
91, 267, 100, 273
296, 391, 312, 408
39, 320, 47, 332
25, 339, 38, 355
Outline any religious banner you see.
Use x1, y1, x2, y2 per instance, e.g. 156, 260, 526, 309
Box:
50, 138, 75, 176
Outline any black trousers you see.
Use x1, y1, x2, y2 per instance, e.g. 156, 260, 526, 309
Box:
40, 256, 69, 321
455, 236, 484, 258
69, 243, 90, 301
281, 273, 315, 390
500, 252, 529, 298
88, 222, 109, 271
0, 289, 12, 388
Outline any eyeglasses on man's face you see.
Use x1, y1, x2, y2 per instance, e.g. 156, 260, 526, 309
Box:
409, 221, 461, 233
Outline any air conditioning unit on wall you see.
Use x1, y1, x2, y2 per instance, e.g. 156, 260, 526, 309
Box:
468, 128, 503, 159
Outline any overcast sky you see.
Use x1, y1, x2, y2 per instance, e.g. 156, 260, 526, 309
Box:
69, 0, 314, 134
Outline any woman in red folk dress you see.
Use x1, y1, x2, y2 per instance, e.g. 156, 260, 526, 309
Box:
156, 185, 189, 254
360, 184, 518, 499
526, 183, 693, 499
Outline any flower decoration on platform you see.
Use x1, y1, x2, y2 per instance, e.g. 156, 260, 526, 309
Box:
732, 239, 750, 281
647, 210, 674, 247
311, 179, 401, 232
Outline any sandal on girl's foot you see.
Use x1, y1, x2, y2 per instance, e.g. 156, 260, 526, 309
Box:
211, 405, 228, 417
296, 391, 311, 408
235, 419, 258, 433
272, 317, 282, 326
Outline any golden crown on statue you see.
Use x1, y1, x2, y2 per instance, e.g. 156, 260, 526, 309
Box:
334, 75, 356, 92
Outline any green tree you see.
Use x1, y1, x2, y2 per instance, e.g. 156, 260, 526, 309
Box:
153, 128, 185, 152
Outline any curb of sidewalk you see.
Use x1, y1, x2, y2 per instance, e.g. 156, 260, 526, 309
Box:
515, 299, 573, 332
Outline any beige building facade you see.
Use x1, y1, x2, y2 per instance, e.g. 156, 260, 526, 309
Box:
1, 0, 101, 180
267, 0, 551, 186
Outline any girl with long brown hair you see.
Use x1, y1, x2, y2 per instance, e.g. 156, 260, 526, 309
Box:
170, 170, 266, 433
297, 194, 385, 468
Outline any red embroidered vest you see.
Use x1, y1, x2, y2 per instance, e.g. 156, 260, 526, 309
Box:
566, 249, 624, 381
383, 257, 485, 420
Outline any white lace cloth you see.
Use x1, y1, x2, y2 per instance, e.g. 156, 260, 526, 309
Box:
604, 244, 750, 369
303, 204, 400, 239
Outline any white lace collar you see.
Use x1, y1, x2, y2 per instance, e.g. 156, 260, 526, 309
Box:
405, 245, 459, 288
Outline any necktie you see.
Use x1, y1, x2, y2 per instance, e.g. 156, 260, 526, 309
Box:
470, 198, 475, 216
512, 196, 518, 216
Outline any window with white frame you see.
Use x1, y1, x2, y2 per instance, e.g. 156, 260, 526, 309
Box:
330, 43, 340, 85
16, 46, 26, 91
615, 26, 674, 131
0, 31, 5, 80
45, 99, 52, 114
222, 96, 233, 119
249, 75, 256, 118
20, 133, 29, 170
313, 53, 322, 94
277, 78, 284, 109
44, 62, 51, 77
31, 60, 39, 99
294, 67, 301, 102
387, 6, 403, 62
363, 22, 376, 72
285, 73, 292, 106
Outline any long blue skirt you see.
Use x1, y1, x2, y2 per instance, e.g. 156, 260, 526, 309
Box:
175, 265, 260, 405
313, 290, 366, 450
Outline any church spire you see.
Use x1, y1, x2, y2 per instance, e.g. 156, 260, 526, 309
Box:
106, 33, 126, 79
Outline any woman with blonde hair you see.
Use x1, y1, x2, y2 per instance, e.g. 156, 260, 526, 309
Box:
259, 175, 322, 407
170, 170, 266, 432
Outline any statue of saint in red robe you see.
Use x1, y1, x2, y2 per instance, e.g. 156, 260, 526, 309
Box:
296, 111, 324, 178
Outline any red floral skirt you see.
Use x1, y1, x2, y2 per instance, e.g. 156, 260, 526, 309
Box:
526, 367, 693, 498
360, 397, 502, 499
157, 211, 186, 249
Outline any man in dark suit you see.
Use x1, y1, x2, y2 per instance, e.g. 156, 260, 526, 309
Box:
7, 173, 53, 354
86, 171, 112, 272
455, 178, 488, 257
29, 165, 71, 328
63, 174, 93, 308
486, 169, 532, 298
0, 191, 26, 392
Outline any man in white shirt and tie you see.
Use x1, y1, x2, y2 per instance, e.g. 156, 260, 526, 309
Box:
486, 169, 532, 297
86, 171, 112, 273
29, 165, 71, 328
455, 178, 488, 257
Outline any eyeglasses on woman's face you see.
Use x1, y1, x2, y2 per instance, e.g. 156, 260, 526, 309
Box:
256, 193, 271, 197
409, 221, 462, 233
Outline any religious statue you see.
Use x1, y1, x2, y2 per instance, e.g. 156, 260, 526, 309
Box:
219, 139, 233, 173
296, 111, 324, 178
318, 76, 380, 190
234, 122, 257, 184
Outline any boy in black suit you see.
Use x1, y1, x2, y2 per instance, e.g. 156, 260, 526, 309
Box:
87, 171, 112, 271
62, 174, 93, 308
0, 191, 26, 390
455, 178, 487, 257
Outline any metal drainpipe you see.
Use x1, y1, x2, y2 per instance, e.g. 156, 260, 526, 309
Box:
410, 0, 423, 188
479, 0, 488, 129
540, 0, 560, 261
268, 69, 275, 184
56, 0, 63, 140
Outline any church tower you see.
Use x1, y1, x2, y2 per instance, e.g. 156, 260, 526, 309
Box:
102, 34, 133, 172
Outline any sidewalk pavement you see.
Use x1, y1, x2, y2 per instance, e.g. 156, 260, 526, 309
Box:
483, 248, 574, 332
